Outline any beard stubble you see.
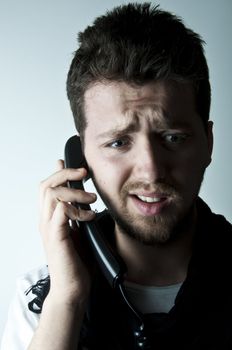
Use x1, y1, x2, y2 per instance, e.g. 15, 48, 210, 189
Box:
89, 171, 197, 245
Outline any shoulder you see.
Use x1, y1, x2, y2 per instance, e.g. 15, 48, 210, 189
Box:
197, 197, 232, 235
17, 264, 49, 292
196, 198, 232, 272
1, 265, 48, 350
12, 264, 49, 315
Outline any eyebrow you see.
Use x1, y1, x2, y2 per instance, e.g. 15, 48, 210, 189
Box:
96, 108, 192, 140
97, 121, 140, 140
97, 120, 192, 141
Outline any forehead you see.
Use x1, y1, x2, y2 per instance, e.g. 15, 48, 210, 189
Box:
84, 80, 198, 131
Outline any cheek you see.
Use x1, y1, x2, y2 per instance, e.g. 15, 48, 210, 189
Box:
89, 156, 130, 195
179, 139, 210, 170
169, 149, 208, 190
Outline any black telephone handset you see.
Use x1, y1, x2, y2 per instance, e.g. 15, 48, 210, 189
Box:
64, 135, 149, 349
64, 135, 126, 289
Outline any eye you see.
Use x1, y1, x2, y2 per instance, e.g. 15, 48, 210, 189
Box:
107, 138, 129, 149
163, 133, 187, 144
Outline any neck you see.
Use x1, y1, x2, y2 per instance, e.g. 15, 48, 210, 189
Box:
115, 209, 197, 286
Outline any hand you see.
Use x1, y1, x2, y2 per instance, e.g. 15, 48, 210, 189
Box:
39, 160, 97, 306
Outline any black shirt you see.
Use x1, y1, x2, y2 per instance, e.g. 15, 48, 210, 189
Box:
79, 198, 232, 349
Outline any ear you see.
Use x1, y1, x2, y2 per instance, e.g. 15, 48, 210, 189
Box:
206, 120, 214, 167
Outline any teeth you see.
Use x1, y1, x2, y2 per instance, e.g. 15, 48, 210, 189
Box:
137, 195, 162, 203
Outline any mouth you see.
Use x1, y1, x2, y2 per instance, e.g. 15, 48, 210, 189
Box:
129, 193, 170, 216
136, 194, 166, 203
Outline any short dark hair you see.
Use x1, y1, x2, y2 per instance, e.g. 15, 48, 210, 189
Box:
66, 2, 211, 138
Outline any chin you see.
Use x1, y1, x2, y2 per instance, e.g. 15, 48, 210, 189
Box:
115, 201, 196, 246
115, 214, 176, 245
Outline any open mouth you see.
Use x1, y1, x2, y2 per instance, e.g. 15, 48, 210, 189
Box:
130, 193, 169, 216
136, 195, 166, 203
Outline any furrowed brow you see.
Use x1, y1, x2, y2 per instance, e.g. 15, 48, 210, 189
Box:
97, 110, 140, 140
97, 122, 139, 140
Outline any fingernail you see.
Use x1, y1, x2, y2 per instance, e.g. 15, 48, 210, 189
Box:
76, 167, 83, 171
88, 210, 96, 217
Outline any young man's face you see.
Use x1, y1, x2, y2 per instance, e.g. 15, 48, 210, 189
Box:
83, 80, 213, 244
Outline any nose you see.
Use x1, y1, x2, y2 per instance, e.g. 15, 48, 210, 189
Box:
133, 139, 167, 183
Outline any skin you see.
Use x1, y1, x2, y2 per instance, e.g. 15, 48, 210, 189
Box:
28, 80, 213, 349
84, 80, 213, 284
28, 166, 96, 350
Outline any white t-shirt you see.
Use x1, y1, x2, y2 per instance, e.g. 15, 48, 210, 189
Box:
1, 265, 48, 350
125, 280, 182, 314
1, 265, 181, 349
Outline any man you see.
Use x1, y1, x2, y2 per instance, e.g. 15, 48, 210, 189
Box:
2, 2, 232, 349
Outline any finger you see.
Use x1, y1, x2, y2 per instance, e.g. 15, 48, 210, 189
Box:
41, 187, 97, 222
50, 187, 97, 203
51, 201, 95, 235
56, 159, 64, 171
54, 160, 66, 188
40, 167, 87, 199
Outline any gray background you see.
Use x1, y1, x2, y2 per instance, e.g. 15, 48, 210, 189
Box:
0, 0, 231, 339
